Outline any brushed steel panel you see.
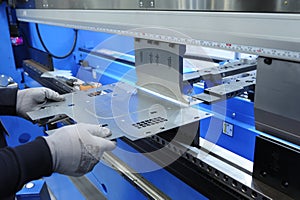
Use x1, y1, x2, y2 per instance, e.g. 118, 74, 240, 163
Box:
34, 0, 300, 13
16, 9, 300, 61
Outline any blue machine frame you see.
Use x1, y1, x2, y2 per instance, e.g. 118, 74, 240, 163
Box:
0, 3, 21, 83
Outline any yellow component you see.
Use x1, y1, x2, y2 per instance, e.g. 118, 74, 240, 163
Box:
79, 84, 95, 91
79, 82, 102, 91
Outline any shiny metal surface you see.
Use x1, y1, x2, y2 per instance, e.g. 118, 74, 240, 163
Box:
28, 82, 211, 141
255, 58, 300, 146
102, 152, 171, 200
161, 137, 294, 199
135, 38, 189, 104
16, 9, 300, 62
34, 0, 300, 13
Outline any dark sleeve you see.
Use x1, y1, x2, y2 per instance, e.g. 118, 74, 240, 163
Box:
0, 87, 18, 116
0, 137, 53, 198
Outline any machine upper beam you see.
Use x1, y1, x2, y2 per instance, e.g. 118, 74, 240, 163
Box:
16, 9, 300, 62
19, 0, 300, 13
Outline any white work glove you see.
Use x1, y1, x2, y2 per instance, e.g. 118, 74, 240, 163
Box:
16, 87, 65, 119
44, 123, 116, 176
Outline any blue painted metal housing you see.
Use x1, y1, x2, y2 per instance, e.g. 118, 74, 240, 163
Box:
16, 180, 51, 200
199, 98, 258, 161
1, 116, 45, 147
0, 3, 22, 84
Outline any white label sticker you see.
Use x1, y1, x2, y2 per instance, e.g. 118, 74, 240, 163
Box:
222, 121, 234, 137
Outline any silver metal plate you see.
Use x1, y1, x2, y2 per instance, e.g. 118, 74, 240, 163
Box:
33, 0, 300, 13
28, 82, 211, 141
16, 9, 300, 62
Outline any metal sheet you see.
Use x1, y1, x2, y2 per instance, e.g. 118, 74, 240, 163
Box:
31, 0, 300, 13
192, 93, 222, 104
204, 76, 256, 98
28, 82, 211, 141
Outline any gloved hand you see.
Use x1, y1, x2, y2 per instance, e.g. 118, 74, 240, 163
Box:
44, 123, 116, 176
16, 87, 65, 119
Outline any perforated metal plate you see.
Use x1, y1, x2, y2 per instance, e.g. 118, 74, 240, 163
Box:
28, 82, 211, 140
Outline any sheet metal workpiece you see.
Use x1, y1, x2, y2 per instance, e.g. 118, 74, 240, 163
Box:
28, 82, 211, 141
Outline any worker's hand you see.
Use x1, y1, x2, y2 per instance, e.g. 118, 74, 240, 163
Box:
44, 123, 116, 176
16, 87, 65, 119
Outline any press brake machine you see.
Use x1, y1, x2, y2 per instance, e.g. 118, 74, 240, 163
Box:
7, 0, 300, 199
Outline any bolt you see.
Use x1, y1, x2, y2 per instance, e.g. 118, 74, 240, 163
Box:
260, 171, 267, 177
264, 58, 272, 65
232, 113, 236, 119
282, 180, 289, 188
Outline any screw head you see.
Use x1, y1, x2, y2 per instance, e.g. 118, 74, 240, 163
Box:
282, 180, 289, 188
264, 58, 272, 65
25, 182, 35, 189
232, 113, 236, 119
260, 171, 267, 177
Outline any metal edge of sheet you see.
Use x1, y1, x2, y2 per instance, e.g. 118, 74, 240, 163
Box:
32, 83, 212, 141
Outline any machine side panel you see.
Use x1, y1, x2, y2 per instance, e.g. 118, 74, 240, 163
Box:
255, 57, 300, 146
